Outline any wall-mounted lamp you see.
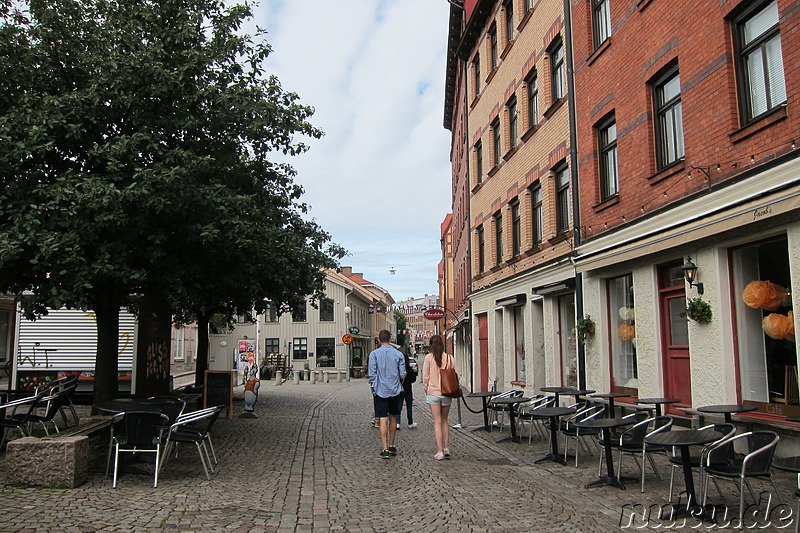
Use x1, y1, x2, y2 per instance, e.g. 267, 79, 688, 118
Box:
219, 341, 228, 348
343, 305, 351, 315
682, 256, 704, 294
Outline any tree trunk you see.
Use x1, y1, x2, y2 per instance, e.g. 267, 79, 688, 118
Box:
134, 291, 173, 398
92, 283, 123, 408
194, 312, 210, 387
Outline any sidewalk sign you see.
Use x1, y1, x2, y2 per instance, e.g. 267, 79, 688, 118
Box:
204, 370, 235, 419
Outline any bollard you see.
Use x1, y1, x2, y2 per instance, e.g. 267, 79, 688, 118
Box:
324, 372, 330, 384
310, 371, 316, 384
275, 370, 282, 385
293, 371, 300, 385
336, 371, 342, 383
346, 369, 351, 382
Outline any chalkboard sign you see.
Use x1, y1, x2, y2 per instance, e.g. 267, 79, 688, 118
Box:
204, 370, 235, 419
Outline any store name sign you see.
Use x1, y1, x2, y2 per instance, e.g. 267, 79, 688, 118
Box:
423, 308, 446, 320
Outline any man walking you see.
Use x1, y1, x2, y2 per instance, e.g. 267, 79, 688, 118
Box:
368, 329, 406, 459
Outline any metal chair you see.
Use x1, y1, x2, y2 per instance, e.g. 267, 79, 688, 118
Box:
516, 396, 553, 443
560, 404, 605, 466
0, 390, 46, 448
15, 379, 80, 435
596, 411, 649, 477
701, 430, 782, 527
614, 415, 673, 492
487, 390, 523, 431
160, 406, 222, 480
107, 411, 170, 488
668, 423, 736, 502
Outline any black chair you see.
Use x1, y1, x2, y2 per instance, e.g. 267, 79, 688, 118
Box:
106, 411, 170, 488
160, 406, 222, 480
516, 396, 552, 443
15, 379, 80, 435
147, 396, 186, 424
560, 404, 604, 466
0, 390, 46, 448
614, 415, 672, 492
668, 423, 736, 502
596, 411, 649, 477
701, 430, 782, 526
487, 390, 524, 431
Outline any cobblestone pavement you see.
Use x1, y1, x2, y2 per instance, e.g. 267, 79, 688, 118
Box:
0, 380, 797, 532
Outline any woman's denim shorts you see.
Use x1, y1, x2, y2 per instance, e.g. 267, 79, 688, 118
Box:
425, 394, 453, 406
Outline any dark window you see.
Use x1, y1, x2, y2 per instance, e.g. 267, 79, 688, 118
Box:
654, 67, 684, 169
530, 184, 543, 245
477, 225, 485, 272
598, 116, 619, 200
316, 338, 335, 367
473, 53, 481, 96
292, 302, 306, 322
319, 298, 334, 322
550, 38, 565, 101
265, 338, 280, 356
555, 164, 570, 235
735, 0, 786, 123
507, 96, 518, 148
475, 140, 483, 183
492, 118, 501, 166
490, 26, 498, 69
504, 0, 514, 44
494, 211, 503, 264
263, 301, 278, 323
593, 0, 611, 49
511, 199, 521, 257
526, 69, 539, 128
292, 337, 307, 360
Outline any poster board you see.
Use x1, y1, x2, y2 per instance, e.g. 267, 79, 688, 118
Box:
204, 370, 235, 419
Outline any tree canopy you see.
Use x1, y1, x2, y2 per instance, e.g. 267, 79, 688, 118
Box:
0, 0, 344, 400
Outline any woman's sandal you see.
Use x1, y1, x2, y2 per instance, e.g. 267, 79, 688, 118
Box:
434, 452, 445, 461
443, 449, 451, 458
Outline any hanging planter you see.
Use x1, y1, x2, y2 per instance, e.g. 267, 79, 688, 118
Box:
686, 297, 712, 324
575, 315, 596, 345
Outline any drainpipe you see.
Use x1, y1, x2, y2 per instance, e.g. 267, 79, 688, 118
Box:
563, 0, 585, 390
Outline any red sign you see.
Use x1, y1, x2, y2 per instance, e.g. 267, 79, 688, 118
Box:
423, 308, 446, 320
342, 334, 353, 345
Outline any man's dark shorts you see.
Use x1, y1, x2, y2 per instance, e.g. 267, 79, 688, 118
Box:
373, 394, 403, 417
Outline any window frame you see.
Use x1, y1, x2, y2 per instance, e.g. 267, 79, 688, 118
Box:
264, 338, 280, 357
592, 0, 611, 49
319, 297, 334, 322
526, 69, 539, 129
554, 163, 571, 235
597, 115, 619, 201
490, 25, 499, 70
549, 38, 566, 102
504, 0, 514, 45
507, 95, 518, 149
472, 53, 481, 97
530, 183, 543, 246
653, 66, 684, 170
292, 301, 307, 322
494, 211, 503, 265
477, 225, 485, 273
475, 140, 483, 184
511, 198, 521, 257
263, 301, 278, 323
292, 337, 308, 360
492, 117, 502, 167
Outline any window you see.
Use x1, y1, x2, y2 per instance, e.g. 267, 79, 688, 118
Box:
504, 0, 514, 44
598, 116, 619, 200
507, 96, 518, 149
492, 118, 501, 166
530, 183, 543, 245
526, 69, 539, 129
263, 301, 278, 323
316, 338, 335, 367
490, 26, 498, 70
549, 38, 565, 102
654, 67, 684, 169
292, 301, 306, 322
292, 337, 308, 360
525, 0, 534, 10
511, 199, 521, 257
494, 211, 503, 265
475, 141, 483, 184
593, 0, 611, 49
477, 225, 485, 272
554, 164, 571, 235
265, 338, 280, 357
174, 327, 185, 361
473, 53, 481, 96
319, 298, 334, 322
735, 1, 786, 122
608, 274, 638, 394
559, 294, 577, 387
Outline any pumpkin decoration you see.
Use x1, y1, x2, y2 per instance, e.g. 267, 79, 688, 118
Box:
762, 311, 795, 342
618, 323, 636, 342
742, 280, 785, 311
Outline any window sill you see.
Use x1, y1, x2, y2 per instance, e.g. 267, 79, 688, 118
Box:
489, 264, 505, 274
486, 67, 499, 85
470, 92, 481, 109
592, 194, 619, 213
471, 181, 484, 194
637, 0, 653, 12
524, 244, 543, 257
587, 38, 611, 67
729, 104, 788, 144
488, 164, 501, 178
543, 98, 565, 119
501, 39, 515, 60
520, 124, 539, 143
646, 160, 685, 185
503, 145, 519, 161
548, 232, 571, 246
518, 10, 533, 32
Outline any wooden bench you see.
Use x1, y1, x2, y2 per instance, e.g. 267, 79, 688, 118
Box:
5, 416, 112, 488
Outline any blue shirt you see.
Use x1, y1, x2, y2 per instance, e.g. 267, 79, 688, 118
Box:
368, 344, 406, 398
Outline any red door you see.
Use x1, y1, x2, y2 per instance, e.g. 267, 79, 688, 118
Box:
659, 265, 692, 414
477, 314, 489, 391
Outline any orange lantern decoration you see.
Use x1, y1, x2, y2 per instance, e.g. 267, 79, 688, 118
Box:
618, 323, 636, 342
742, 280, 785, 311
762, 312, 795, 342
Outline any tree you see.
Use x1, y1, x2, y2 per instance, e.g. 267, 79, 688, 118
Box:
394, 310, 409, 354
0, 0, 343, 402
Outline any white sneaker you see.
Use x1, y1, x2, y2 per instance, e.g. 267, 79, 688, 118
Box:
408, 423, 417, 429
396, 423, 401, 430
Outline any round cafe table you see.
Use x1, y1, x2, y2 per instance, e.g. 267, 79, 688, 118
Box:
590, 392, 631, 417
635, 397, 682, 417
540, 386, 575, 405
489, 396, 531, 443
466, 391, 500, 431
530, 406, 576, 465
696, 404, 757, 424
576, 416, 636, 489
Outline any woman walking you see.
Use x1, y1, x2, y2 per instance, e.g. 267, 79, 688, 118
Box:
422, 335, 457, 460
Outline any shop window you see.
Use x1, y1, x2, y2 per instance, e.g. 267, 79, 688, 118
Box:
608, 274, 638, 394
292, 337, 308, 360
559, 293, 577, 386
732, 235, 795, 410
316, 338, 335, 367
265, 338, 280, 357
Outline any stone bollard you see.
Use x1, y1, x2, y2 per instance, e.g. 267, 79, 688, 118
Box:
336, 371, 342, 383
275, 370, 282, 385
346, 370, 351, 382
324, 372, 330, 384
293, 371, 300, 385
310, 371, 316, 384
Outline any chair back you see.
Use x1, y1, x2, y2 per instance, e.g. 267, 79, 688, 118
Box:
705, 423, 736, 465
147, 396, 186, 424
119, 411, 169, 448
743, 431, 779, 475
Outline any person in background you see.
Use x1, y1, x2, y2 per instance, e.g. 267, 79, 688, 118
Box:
395, 352, 418, 430
367, 330, 406, 459
422, 334, 456, 460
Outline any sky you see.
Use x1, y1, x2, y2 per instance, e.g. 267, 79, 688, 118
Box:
250, 1, 453, 303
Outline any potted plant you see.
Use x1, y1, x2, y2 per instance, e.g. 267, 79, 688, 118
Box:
686, 297, 713, 324
575, 315, 596, 345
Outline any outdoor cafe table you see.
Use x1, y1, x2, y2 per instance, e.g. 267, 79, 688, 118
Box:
696, 404, 758, 424
540, 387, 576, 405
466, 391, 500, 431
489, 396, 531, 443
577, 416, 636, 489
590, 392, 631, 417
644, 427, 723, 517
94, 398, 173, 415
531, 406, 576, 465
635, 397, 682, 417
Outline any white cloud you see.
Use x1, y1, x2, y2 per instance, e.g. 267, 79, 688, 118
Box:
251, 0, 452, 301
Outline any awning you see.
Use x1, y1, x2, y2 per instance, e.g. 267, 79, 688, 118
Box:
495, 293, 527, 306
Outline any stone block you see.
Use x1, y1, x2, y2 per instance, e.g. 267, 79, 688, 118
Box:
5, 436, 90, 488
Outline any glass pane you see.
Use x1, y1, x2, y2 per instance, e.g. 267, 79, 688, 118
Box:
608, 275, 637, 390
669, 297, 689, 346
746, 50, 768, 116
744, 1, 778, 45
765, 36, 786, 105
559, 294, 577, 387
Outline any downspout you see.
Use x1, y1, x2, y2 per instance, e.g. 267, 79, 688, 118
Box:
563, 0, 585, 389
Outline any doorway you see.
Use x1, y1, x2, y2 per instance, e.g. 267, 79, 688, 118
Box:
658, 262, 691, 413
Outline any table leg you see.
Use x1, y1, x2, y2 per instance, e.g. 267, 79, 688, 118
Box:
534, 416, 567, 465
471, 397, 491, 432
508, 406, 519, 442
655, 405, 663, 417
608, 399, 616, 418
659, 445, 712, 521
585, 427, 625, 489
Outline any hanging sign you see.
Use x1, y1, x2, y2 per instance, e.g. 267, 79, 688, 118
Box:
423, 308, 446, 320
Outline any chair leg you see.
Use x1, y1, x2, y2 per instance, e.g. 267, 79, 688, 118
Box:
195, 442, 211, 480
112, 444, 120, 488
154, 447, 161, 488
205, 435, 218, 465
646, 452, 661, 480
668, 464, 676, 501
738, 477, 745, 530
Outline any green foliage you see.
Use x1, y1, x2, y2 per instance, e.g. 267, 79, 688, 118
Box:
575, 315, 596, 345
0, 0, 344, 401
394, 310, 408, 351
686, 298, 713, 324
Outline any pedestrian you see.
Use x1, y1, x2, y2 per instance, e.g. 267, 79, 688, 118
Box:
422, 334, 456, 460
395, 352, 418, 430
367, 329, 406, 459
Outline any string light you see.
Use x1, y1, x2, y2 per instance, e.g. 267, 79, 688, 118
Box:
750, 155, 755, 163
716, 164, 721, 172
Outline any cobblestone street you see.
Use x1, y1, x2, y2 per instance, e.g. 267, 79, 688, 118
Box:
0, 380, 797, 532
